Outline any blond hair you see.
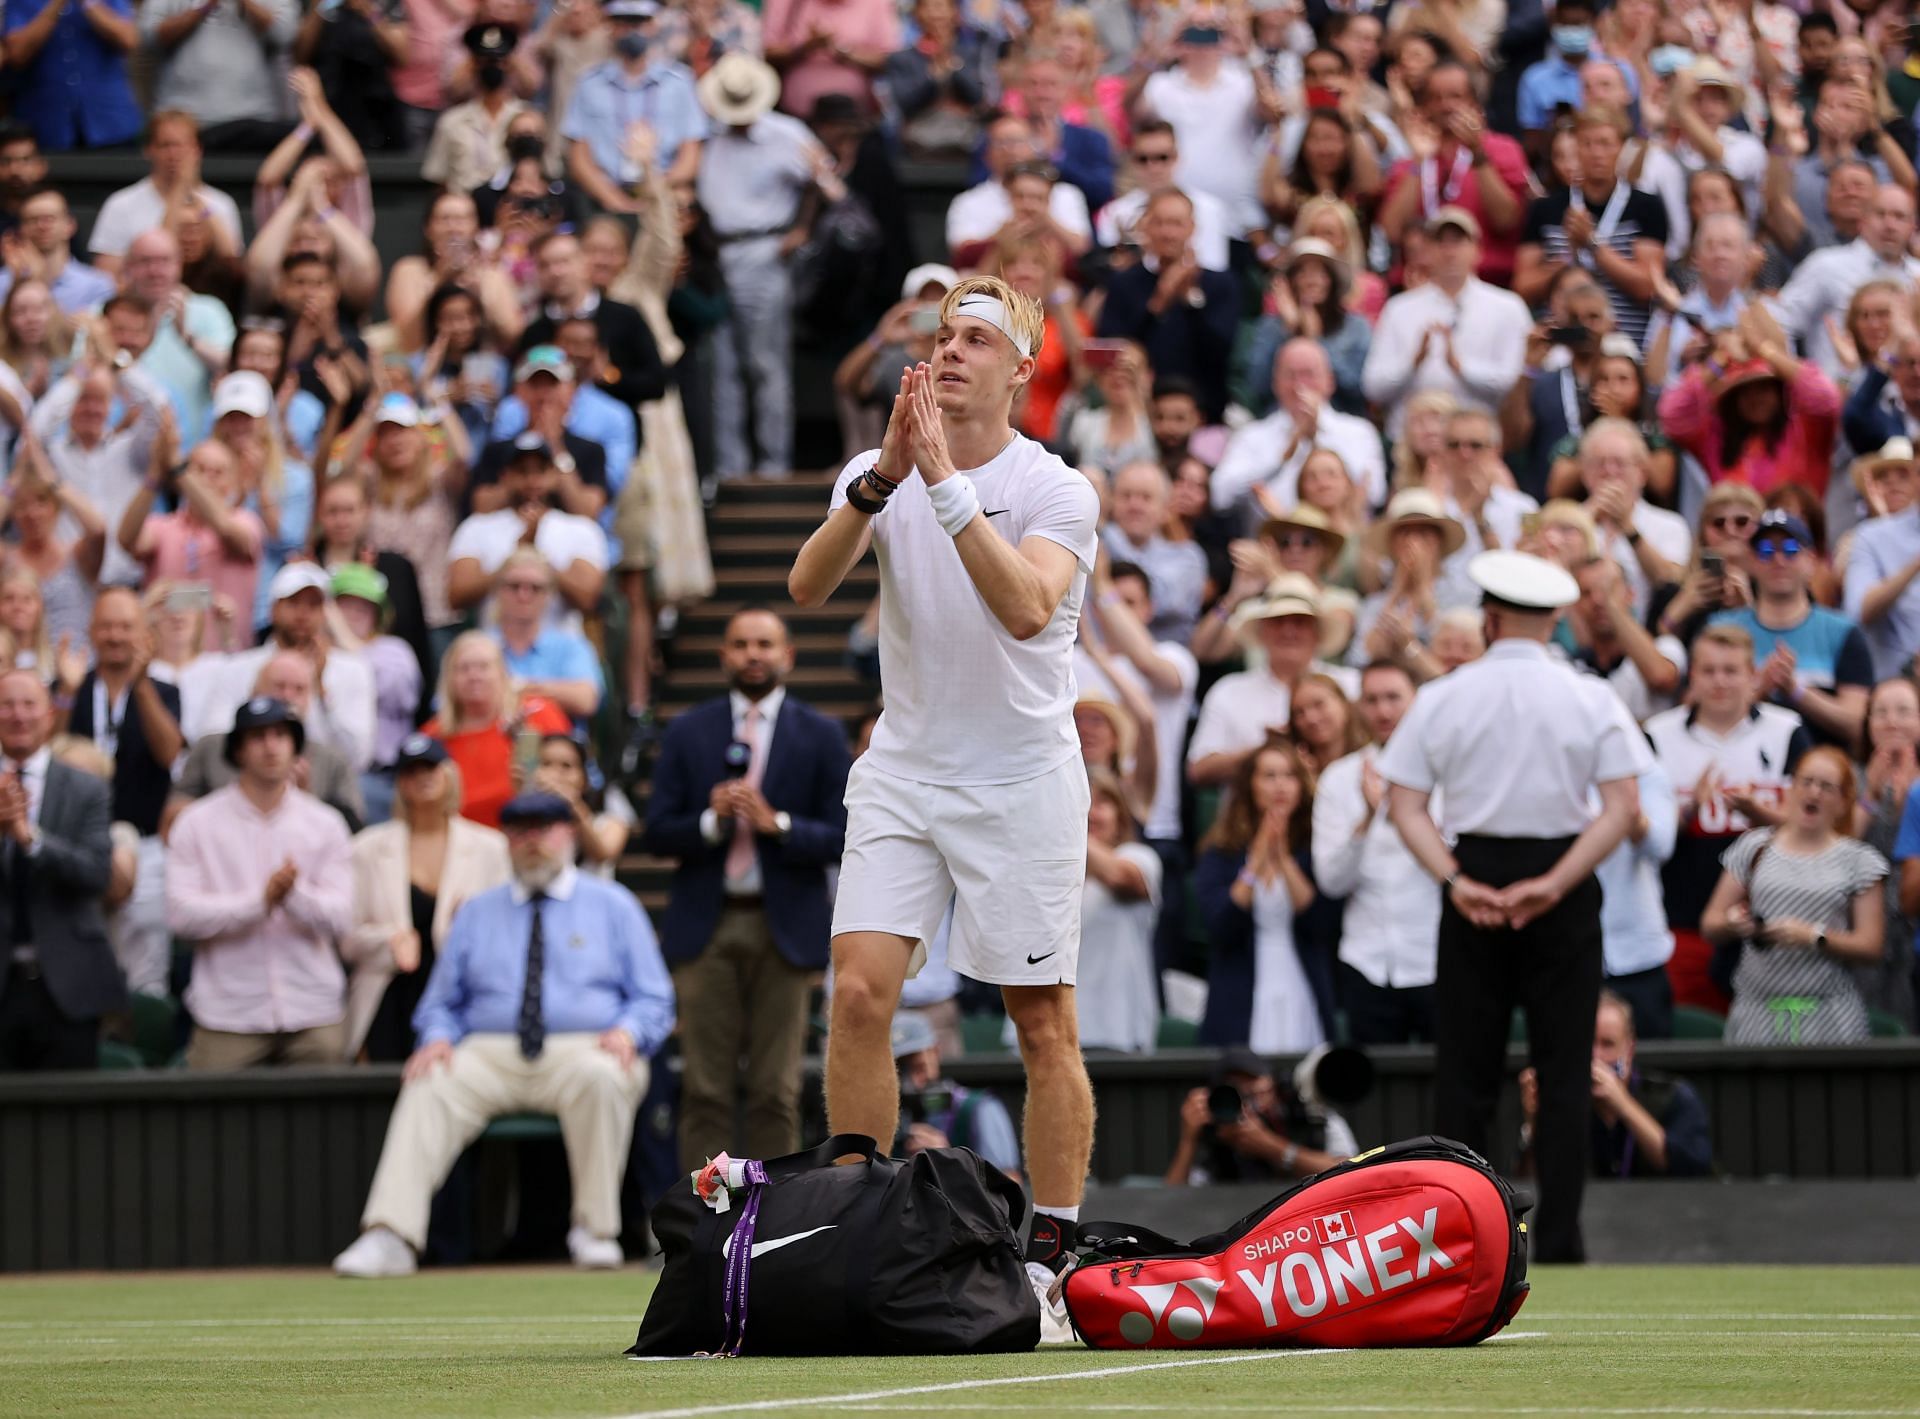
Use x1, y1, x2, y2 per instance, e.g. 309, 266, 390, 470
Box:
1696, 622, 1755, 660
1391, 389, 1461, 489
434, 630, 510, 734
940, 275, 1046, 362
1536, 499, 1601, 560
0, 565, 52, 675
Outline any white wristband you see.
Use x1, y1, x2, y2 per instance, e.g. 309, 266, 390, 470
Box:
925, 473, 980, 537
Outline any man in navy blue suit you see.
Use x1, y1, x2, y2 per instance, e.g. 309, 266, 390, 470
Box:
1096, 189, 1240, 420
643, 608, 851, 1170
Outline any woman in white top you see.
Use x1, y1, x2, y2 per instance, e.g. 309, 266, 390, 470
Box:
1196, 739, 1329, 1053
1078, 768, 1162, 1053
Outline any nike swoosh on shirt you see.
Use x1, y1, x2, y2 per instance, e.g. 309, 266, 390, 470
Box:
1026, 951, 1057, 965
984, 508, 1011, 517
720, 1224, 839, 1262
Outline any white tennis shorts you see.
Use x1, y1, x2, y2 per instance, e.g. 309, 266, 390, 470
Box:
831, 754, 1091, 986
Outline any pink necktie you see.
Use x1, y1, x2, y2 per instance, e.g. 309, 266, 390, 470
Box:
724, 704, 765, 881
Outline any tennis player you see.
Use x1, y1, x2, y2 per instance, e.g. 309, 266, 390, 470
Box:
790, 275, 1100, 1326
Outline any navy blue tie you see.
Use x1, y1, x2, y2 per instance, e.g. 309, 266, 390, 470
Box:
518, 893, 546, 1060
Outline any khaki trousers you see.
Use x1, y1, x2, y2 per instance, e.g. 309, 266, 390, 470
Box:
187, 1021, 346, 1070
360, 1034, 648, 1251
672, 903, 813, 1172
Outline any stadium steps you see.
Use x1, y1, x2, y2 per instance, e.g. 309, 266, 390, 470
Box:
616, 470, 875, 911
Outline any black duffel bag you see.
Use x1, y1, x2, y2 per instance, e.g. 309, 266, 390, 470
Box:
628, 1134, 1039, 1357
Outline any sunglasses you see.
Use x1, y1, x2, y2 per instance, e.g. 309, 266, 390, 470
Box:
1707, 513, 1757, 533
1133, 150, 1175, 164
1754, 537, 1802, 560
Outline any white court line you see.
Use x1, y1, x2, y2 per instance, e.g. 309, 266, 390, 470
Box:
600, 1334, 1544, 1419
601, 1348, 1346, 1419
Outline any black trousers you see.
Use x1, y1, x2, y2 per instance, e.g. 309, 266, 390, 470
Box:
1437, 835, 1601, 1264
1338, 962, 1436, 1045
0, 969, 97, 1071
1604, 964, 1674, 1040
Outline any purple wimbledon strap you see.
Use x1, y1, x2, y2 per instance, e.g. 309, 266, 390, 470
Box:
718, 1159, 770, 1357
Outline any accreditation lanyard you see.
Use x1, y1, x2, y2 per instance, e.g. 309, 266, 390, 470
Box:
1419, 147, 1474, 216
1567, 182, 1631, 271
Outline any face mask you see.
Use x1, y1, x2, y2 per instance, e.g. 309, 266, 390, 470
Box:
477, 61, 506, 90
1552, 24, 1594, 56
1650, 44, 1695, 76
614, 31, 649, 60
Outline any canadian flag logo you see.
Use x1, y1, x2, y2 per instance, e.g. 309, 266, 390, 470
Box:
1315, 1210, 1357, 1245
1118, 1277, 1223, 1345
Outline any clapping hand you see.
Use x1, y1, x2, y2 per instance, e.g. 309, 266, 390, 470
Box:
905, 364, 956, 485
263, 858, 299, 910
0, 774, 27, 845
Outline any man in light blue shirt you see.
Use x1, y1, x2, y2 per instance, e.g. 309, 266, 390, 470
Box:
0, 189, 115, 312
490, 340, 637, 501
561, 1, 707, 213
123, 227, 233, 442
1843, 468, 1920, 681
335, 791, 674, 1277
488, 549, 607, 721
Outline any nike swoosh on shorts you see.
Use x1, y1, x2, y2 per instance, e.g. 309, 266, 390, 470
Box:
1026, 951, 1056, 965
721, 1224, 839, 1262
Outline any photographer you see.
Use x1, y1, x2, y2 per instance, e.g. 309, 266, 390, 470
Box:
1165, 1047, 1357, 1186
892, 1012, 1022, 1180
1519, 992, 1714, 1178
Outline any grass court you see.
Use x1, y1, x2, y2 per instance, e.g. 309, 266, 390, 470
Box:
2, 1264, 1915, 1418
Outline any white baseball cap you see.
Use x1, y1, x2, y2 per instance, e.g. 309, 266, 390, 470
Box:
269, 561, 334, 603
212, 371, 273, 422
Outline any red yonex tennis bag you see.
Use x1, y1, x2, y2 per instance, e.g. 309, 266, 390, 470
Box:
1063, 1137, 1530, 1349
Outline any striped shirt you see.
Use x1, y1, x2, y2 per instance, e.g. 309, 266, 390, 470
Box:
1521, 184, 1670, 348
1720, 829, 1885, 1046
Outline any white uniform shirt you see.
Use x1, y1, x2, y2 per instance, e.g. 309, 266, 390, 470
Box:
1208, 406, 1390, 520
1360, 278, 1534, 441
1378, 639, 1652, 836
1074, 640, 1199, 842
1312, 744, 1439, 989
1596, 759, 1678, 977
831, 436, 1101, 786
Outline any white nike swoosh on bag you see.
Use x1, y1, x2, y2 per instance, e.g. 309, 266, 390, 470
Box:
720, 1224, 839, 1262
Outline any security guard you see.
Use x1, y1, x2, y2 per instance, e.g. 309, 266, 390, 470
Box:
1380, 551, 1651, 1262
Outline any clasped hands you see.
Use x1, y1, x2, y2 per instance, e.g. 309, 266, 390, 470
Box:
1448, 873, 1564, 931
875, 363, 956, 487
709, 779, 779, 835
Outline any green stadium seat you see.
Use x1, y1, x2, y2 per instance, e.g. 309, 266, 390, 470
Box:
97, 1039, 144, 1071
959, 1013, 1009, 1056
1672, 1005, 1727, 1040
481, 1112, 562, 1142
1155, 1016, 1200, 1048
1868, 1009, 1910, 1039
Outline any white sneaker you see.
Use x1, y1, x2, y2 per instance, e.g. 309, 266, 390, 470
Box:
1027, 1261, 1075, 1345
333, 1226, 416, 1278
568, 1225, 624, 1269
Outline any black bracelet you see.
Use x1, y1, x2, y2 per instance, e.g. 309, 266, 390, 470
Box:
845, 469, 893, 515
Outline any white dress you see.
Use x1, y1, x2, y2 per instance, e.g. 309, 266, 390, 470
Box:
1250, 876, 1326, 1055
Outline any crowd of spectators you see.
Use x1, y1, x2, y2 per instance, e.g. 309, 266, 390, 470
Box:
4, 0, 1920, 1251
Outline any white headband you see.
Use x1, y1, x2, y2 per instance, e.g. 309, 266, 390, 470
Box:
953, 294, 1033, 357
